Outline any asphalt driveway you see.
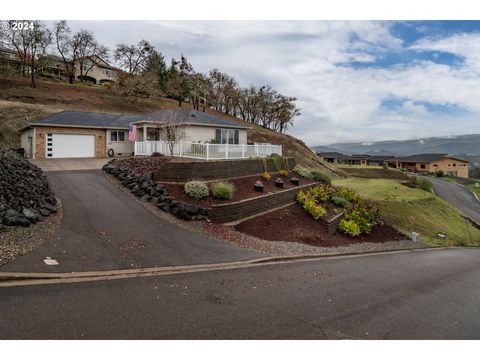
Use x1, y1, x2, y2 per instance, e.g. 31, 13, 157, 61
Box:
0, 170, 260, 273
425, 176, 480, 224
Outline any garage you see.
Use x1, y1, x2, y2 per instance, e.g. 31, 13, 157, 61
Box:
46, 134, 95, 158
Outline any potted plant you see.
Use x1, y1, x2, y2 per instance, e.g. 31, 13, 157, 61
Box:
274, 177, 284, 188
254, 180, 264, 192
290, 177, 300, 185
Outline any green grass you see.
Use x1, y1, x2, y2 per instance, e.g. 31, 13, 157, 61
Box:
335, 166, 409, 180
333, 178, 480, 245
465, 183, 480, 197
333, 178, 432, 201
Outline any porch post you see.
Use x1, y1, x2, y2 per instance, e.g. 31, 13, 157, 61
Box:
242, 144, 245, 159
255, 144, 259, 157
206, 143, 210, 160
143, 126, 147, 141
225, 143, 229, 160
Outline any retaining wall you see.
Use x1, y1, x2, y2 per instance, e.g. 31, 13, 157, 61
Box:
153, 157, 296, 182
207, 182, 317, 224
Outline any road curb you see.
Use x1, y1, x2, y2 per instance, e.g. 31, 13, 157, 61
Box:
0, 246, 451, 287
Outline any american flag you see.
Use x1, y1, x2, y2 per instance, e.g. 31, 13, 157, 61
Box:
128, 124, 137, 141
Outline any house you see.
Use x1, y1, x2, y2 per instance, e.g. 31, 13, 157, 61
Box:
389, 153, 469, 178
75, 55, 121, 84
19, 109, 252, 159
317, 152, 347, 163
0, 46, 22, 72
366, 155, 394, 166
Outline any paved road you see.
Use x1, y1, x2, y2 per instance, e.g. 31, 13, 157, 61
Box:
425, 176, 480, 224
1, 248, 479, 339
0, 170, 260, 273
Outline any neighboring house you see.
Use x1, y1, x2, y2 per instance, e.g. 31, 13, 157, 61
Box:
317, 152, 347, 163
19, 109, 250, 159
366, 155, 394, 166
389, 153, 469, 178
75, 55, 121, 84
0, 46, 22, 71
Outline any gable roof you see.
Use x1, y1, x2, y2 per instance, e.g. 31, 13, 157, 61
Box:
27, 109, 248, 130
392, 153, 467, 163
140, 109, 249, 129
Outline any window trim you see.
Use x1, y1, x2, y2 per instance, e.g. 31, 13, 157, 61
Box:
110, 130, 126, 142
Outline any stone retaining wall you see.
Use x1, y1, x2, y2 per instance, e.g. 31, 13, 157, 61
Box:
207, 182, 317, 224
153, 157, 296, 182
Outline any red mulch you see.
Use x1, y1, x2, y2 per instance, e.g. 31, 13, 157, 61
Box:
162, 173, 317, 206
234, 204, 406, 247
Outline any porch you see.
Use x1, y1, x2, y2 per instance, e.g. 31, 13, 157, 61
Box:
134, 141, 282, 160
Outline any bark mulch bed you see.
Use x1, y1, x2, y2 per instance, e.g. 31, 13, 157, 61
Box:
161, 173, 317, 207
108, 155, 204, 176
234, 204, 406, 247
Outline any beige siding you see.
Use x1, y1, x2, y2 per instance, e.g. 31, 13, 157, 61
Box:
106, 129, 134, 156
20, 128, 34, 158
184, 125, 247, 144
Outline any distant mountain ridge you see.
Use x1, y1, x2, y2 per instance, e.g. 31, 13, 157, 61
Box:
312, 134, 480, 157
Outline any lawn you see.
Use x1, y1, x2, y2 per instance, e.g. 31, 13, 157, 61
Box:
334, 165, 409, 180
333, 178, 480, 246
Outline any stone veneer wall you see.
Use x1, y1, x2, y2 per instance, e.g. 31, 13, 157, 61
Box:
207, 182, 317, 224
153, 157, 296, 182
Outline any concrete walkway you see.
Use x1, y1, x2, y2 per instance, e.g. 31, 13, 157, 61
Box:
29, 158, 111, 171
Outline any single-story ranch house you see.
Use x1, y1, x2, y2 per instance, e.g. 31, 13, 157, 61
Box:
19, 109, 274, 160
388, 153, 469, 178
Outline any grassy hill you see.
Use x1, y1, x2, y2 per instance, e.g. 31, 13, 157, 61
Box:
0, 76, 340, 174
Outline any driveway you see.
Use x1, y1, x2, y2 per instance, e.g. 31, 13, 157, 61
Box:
425, 176, 480, 224
1, 248, 480, 339
0, 170, 260, 273
30, 158, 111, 171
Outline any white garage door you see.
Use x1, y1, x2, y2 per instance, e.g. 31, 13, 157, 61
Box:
46, 134, 95, 158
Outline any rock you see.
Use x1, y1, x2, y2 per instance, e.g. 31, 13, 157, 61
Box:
140, 194, 151, 203
22, 208, 40, 224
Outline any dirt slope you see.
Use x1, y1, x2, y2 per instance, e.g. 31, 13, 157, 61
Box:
0, 76, 341, 175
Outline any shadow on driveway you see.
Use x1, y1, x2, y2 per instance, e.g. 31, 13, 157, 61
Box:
0, 170, 261, 273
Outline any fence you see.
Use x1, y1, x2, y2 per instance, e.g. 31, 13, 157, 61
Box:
134, 141, 282, 160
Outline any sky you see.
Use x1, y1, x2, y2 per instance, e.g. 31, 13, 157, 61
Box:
60, 20, 480, 146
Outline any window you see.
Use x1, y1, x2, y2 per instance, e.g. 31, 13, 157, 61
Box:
110, 131, 126, 142
420, 164, 426, 169
453, 163, 457, 167
103, 68, 113, 77
215, 129, 239, 144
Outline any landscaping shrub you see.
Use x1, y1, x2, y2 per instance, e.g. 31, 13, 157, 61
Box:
150, 152, 163, 157
339, 219, 361, 237
211, 181, 235, 200
436, 170, 444, 177
270, 154, 290, 172
279, 169, 289, 177
343, 204, 380, 234
302, 198, 327, 220
382, 163, 389, 170
409, 176, 432, 192
334, 188, 361, 203
262, 171, 271, 181
310, 169, 332, 184
331, 195, 349, 208
309, 184, 332, 201
184, 181, 209, 199
293, 165, 313, 179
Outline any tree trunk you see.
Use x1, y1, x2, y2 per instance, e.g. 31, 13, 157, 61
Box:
69, 74, 74, 84
31, 71, 35, 88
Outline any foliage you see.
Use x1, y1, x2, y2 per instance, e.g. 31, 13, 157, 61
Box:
331, 195, 349, 208
279, 169, 289, 177
296, 185, 332, 220
309, 184, 332, 202
261, 171, 271, 181
382, 163, 389, 170
334, 188, 362, 203
184, 181, 209, 199
293, 165, 313, 179
211, 181, 235, 200
310, 169, 332, 184
409, 176, 432, 192
436, 170, 445, 177
302, 198, 327, 220
339, 219, 361, 237
343, 203, 380, 235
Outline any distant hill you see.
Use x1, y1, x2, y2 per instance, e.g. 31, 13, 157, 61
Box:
312, 134, 480, 157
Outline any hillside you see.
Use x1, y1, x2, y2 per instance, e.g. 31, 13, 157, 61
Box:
0, 76, 340, 175
313, 134, 480, 157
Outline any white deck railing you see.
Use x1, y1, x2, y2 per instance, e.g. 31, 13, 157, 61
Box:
134, 141, 282, 160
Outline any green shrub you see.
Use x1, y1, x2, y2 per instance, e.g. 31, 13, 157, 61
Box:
382, 163, 388, 169
339, 219, 361, 237
310, 169, 332, 184
184, 181, 209, 199
309, 184, 332, 202
344, 204, 380, 234
293, 165, 313, 179
211, 181, 235, 200
409, 176, 432, 192
409, 176, 419, 186
331, 195, 349, 208
334, 188, 361, 203
302, 197, 327, 219
296, 190, 308, 205
436, 170, 444, 177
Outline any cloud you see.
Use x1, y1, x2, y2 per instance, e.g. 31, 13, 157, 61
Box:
53, 21, 480, 145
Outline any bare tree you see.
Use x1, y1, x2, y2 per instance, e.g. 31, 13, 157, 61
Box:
114, 40, 153, 74
4, 20, 32, 77
77, 35, 109, 81
157, 110, 185, 157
